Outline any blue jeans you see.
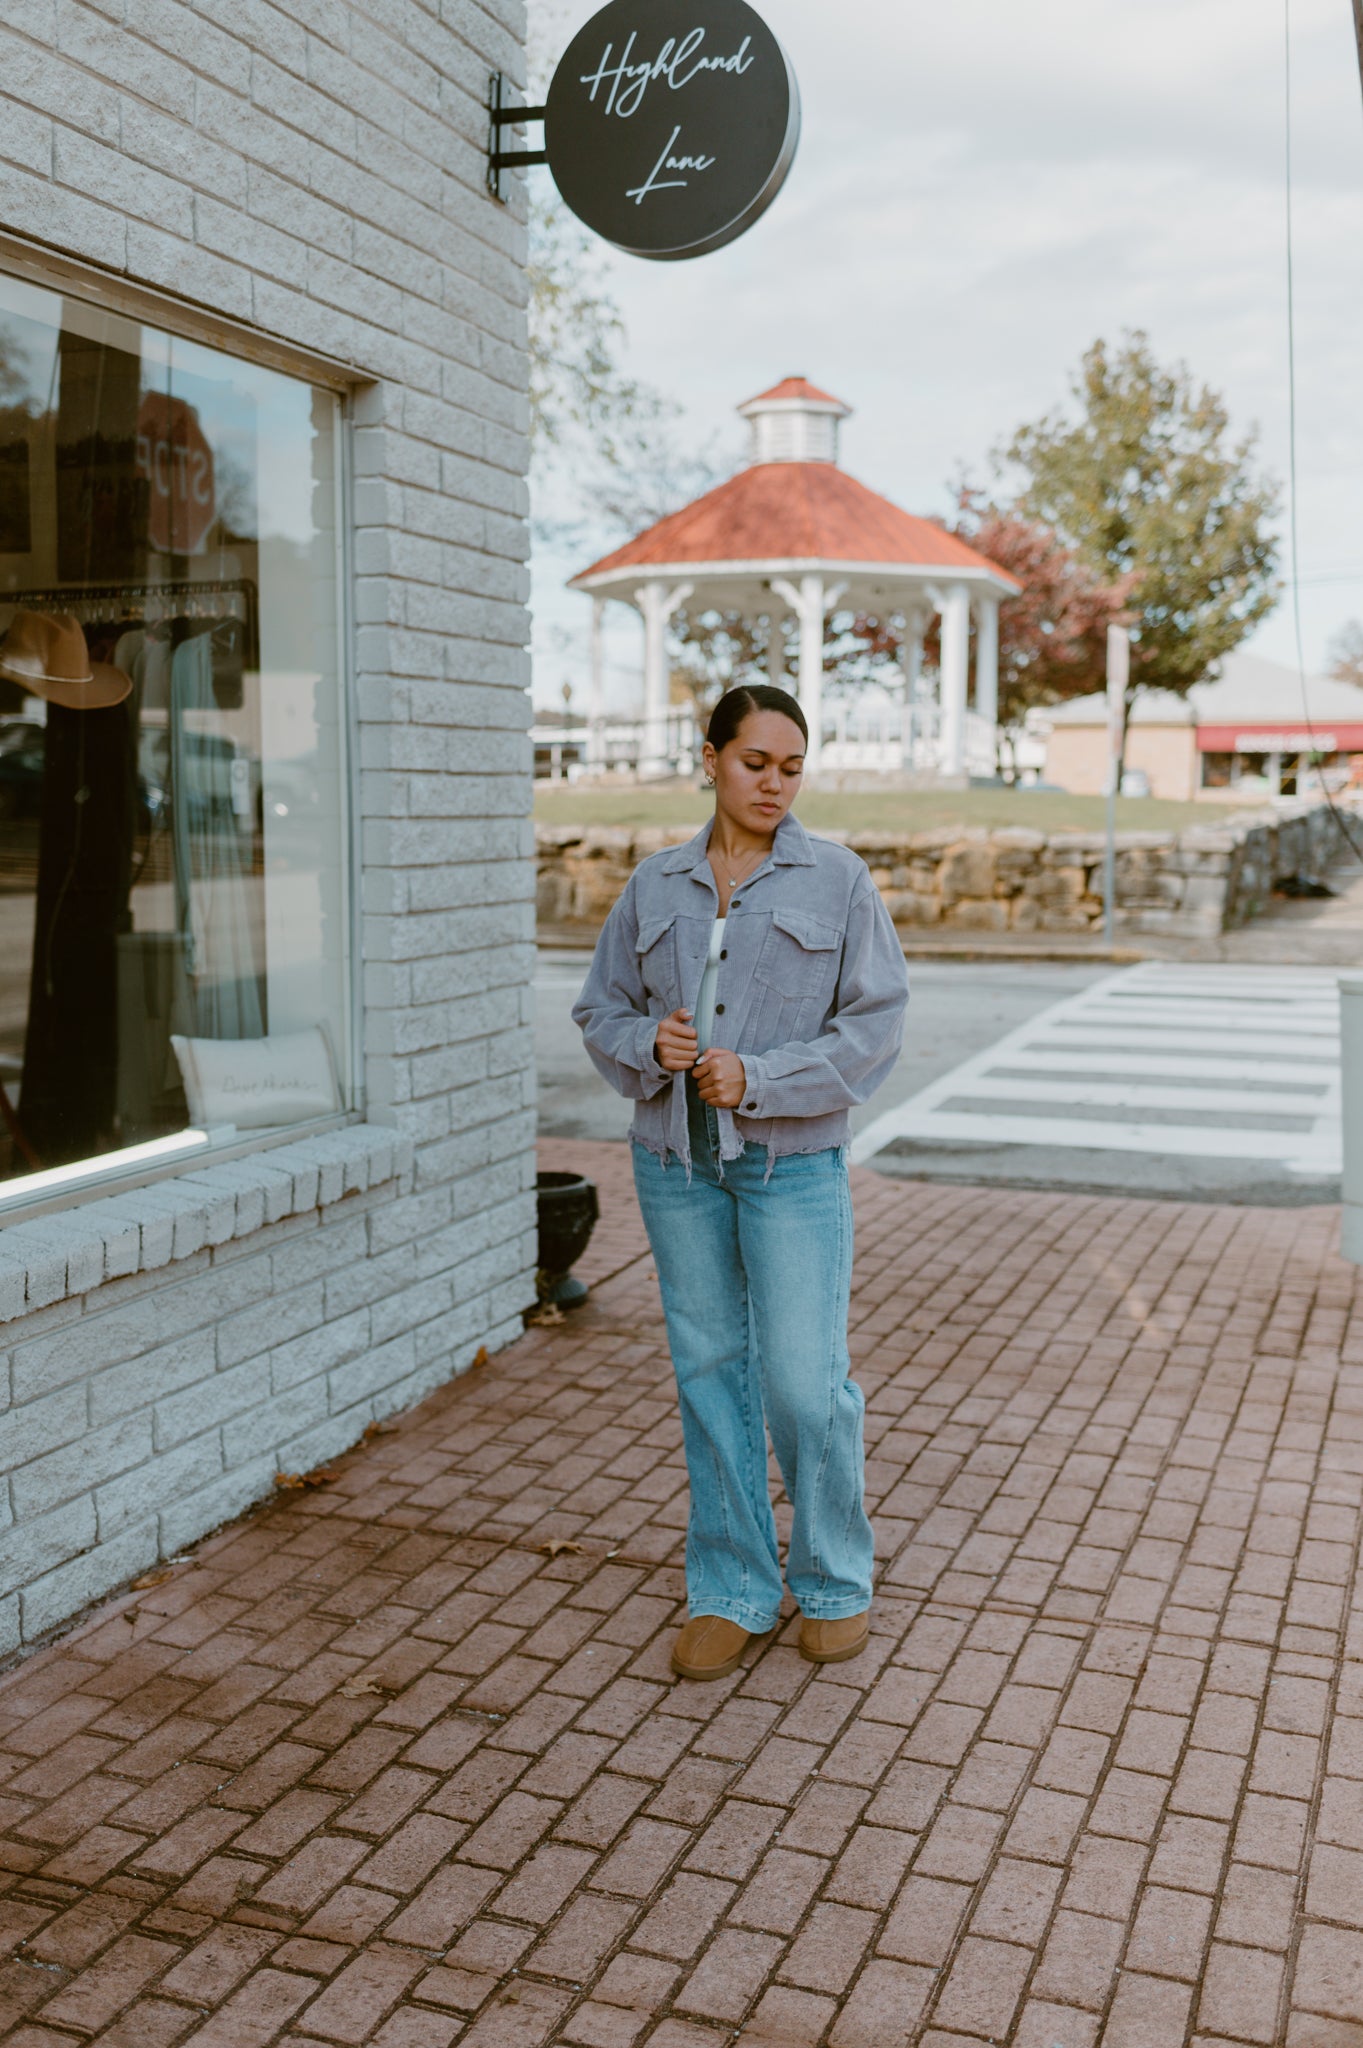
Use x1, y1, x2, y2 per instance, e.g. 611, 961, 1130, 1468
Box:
631, 1081, 874, 1632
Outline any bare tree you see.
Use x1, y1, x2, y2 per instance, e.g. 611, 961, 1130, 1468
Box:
1329, 619, 1363, 688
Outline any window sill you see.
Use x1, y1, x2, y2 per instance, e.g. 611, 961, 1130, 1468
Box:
0, 1123, 414, 1321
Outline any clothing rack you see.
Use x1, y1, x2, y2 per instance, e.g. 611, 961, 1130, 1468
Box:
4, 579, 258, 630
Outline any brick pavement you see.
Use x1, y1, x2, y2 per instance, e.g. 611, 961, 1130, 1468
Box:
0, 1140, 1361, 2045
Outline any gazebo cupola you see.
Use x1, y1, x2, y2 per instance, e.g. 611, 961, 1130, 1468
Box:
738, 377, 852, 467
570, 379, 1022, 778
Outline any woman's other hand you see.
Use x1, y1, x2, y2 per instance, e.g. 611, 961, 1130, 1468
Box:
695, 1048, 747, 1108
656, 1010, 700, 1072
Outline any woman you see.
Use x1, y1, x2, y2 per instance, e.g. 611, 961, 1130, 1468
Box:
572, 686, 909, 1681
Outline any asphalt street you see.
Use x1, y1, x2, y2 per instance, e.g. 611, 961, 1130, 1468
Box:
538, 952, 1345, 1205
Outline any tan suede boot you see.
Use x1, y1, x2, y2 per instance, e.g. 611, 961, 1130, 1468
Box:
799, 1612, 870, 1664
671, 1615, 754, 1681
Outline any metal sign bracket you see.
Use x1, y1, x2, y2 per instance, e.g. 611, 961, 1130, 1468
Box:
487, 73, 548, 201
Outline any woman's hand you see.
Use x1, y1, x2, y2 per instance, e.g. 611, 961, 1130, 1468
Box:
655, 1009, 700, 1072
695, 1047, 747, 1109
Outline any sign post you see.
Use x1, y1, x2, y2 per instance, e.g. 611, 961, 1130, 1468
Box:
1104, 624, 1130, 949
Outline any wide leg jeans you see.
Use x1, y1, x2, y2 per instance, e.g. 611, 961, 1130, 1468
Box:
631, 1081, 875, 1633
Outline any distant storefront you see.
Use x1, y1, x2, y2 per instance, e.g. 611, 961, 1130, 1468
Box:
0, 4, 535, 1651
1043, 650, 1363, 800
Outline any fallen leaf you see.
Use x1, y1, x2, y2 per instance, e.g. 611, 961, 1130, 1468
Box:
362, 1420, 398, 1443
339, 1677, 399, 1700
275, 1471, 304, 1489
538, 1539, 585, 1558
526, 1302, 565, 1328
130, 1569, 174, 1591
471, 1345, 489, 1368
276, 1468, 337, 1491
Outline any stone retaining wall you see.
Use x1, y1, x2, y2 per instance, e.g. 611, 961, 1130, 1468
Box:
537, 800, 1357, 940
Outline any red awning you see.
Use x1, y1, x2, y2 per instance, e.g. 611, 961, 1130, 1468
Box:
1197, 724, 1363, 753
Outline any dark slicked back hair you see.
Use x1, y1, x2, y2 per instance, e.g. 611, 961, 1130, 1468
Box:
706, 685, 809, 755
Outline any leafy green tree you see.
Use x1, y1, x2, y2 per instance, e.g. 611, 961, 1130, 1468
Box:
1003, 333, 1280, 747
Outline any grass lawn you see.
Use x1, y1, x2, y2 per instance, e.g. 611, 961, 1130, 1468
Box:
534, 784, 1222, 836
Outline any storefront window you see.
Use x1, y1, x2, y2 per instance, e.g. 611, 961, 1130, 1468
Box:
0, 273, 349, 1199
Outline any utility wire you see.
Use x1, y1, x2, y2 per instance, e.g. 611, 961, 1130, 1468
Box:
1283, 0, 1363, 862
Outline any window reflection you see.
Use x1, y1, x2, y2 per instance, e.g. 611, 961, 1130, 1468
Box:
0, 278, 348, 1185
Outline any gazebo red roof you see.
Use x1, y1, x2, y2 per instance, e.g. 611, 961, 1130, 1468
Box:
573, 463, 1022, 587
740, 376, 849, 410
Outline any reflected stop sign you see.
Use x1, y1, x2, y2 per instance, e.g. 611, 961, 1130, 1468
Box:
136, 393, 216, 555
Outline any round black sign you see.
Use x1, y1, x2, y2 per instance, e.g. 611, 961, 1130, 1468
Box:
545, 0, 801, 262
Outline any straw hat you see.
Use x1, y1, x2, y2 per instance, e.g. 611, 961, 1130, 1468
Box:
0, 609, 131, 711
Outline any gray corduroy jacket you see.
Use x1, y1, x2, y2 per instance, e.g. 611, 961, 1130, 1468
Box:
572, 811, 910, 1173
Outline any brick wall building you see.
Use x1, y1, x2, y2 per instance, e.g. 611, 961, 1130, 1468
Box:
0, 1, 535, 1650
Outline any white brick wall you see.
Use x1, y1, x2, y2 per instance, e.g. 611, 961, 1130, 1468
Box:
0, 0, 537, 1648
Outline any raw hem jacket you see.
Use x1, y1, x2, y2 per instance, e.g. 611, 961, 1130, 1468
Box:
571, 811, 910, 1176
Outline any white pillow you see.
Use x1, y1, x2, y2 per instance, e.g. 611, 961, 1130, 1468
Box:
171, 1026, 340, 1131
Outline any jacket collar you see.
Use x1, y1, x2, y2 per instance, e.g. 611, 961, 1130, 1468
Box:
661, 808, 819, 877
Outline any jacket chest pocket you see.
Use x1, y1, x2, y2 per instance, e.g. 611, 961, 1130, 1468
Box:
752, 910, 842, 1004
635, 914, 682, 1009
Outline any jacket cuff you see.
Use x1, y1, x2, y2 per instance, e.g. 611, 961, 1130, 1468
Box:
736, 1054, 766, 1118
636, 1018, 671, 1097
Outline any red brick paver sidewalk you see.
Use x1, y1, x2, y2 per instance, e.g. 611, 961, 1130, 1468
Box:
0, 1143, 1361, 2047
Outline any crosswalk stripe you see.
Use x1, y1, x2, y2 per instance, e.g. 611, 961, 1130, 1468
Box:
1029, 1025, 1337, 1056
1000, 1051, 1335, 1082
852, 962, 1343, 1176
951, 1077, 1330, 1117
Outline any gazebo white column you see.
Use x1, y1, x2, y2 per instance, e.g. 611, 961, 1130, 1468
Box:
900, 604, 928, 771
974, 594, 999, 769
635, 578, 692, 777
587, 596, 606, 770
939, 581, 971, 779
767, 611, 786, 687
772, 574, 829, 773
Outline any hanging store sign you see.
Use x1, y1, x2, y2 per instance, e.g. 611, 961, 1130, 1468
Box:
491, 0, 800, 261
1198, 726, 1363, 754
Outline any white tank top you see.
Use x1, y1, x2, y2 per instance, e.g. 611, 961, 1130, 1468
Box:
695, 916, 727, 1052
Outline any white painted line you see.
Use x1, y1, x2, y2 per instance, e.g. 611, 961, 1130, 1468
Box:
950, 1077, 1335, 1117
1057, 1002, 1339, 1034
854, 960, 1344, 1178
869, 1109, 1340, 1173
1029, 1026, 1338, 1055
850, 966, 1135, 1164
995, 1051, 1335, 1083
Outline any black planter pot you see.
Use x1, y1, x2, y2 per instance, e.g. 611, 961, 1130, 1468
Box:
536, 1171, 600, 1309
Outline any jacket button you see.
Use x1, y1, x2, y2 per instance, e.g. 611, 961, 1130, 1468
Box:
745, 1101, 756, 1111
715, 1003, 725, 1015
720, 949, 728, 960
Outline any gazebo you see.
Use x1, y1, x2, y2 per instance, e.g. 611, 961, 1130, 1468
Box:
569, 378, 1021, 776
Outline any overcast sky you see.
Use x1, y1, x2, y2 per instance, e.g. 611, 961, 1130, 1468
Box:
528, 0, 1363, 711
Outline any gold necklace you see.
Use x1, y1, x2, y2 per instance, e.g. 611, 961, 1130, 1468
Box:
713, 841, 767, 890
